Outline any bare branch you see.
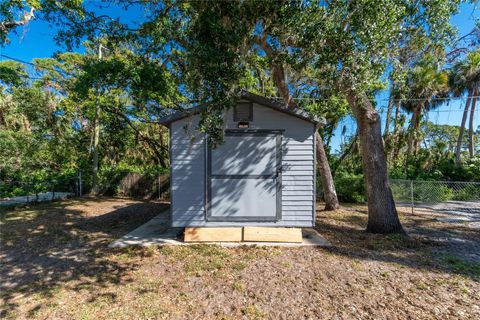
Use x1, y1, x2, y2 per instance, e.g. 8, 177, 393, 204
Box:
1, 7, 35, 35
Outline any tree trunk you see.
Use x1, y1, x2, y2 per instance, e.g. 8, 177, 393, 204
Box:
92, 43, 103, 194
316, 132, 340, 210
407, 104, 422, 156
455, 87, 472, 166
344, 88, 404, 234
257, 35, 295, 108
468, 86, 478, 158
256, 35, 339, 211
92, 102, 100, 194
412, 105, 423, 155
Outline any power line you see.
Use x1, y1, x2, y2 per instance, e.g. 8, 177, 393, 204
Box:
0, 54, 68, 75
15, 74, 44, 80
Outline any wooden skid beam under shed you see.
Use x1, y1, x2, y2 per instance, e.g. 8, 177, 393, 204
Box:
243, 227, 302, 243
184, 227, 243, 242
184, 227, 302, 243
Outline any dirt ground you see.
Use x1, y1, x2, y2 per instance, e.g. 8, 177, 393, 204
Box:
0, 197, 479, 319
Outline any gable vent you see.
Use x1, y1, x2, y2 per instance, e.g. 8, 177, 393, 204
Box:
234, 102, 253, 122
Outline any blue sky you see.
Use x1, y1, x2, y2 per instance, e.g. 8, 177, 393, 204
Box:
1, 1, 478, 153
1, 1, 147, 61
330, 2, 479, 152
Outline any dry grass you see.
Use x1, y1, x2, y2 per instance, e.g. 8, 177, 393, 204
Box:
1, 198, 479, 319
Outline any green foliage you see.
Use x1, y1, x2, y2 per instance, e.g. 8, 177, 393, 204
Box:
389, 152, 480, 182
0, 0, 83, 44
1, 0, 476, 207
332, 173, 366, 203
389, 182, 412, 202
449, 48, 480, 96
402, 54, 450, 113
0, 52, 170, 198
414, 184, 454, 203
0, 61, 27, 88
452, 184, 480, 201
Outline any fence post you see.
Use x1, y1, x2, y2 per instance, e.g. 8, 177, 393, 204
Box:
158, 173, 161, 200
410, 180, 414, 214
78, 171, 83, 197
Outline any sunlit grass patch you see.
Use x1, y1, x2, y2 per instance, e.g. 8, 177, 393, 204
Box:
0, 209, 42, 222
241, 304, 265, 320
232, 260, 248, 271
350, 259, 364, 271
114, 245, 159, 261
232, 281, 245, 292
2, 199, 479, 319
414, 280, 429, 290
184, 256, 225, 275
157, 245, 262, 276
159, 244, 229, 258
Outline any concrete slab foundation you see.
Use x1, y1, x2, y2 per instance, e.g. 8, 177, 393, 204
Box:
110, 211, 331, 248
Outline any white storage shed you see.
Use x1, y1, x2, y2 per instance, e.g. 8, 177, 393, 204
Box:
159, 91, 320, 228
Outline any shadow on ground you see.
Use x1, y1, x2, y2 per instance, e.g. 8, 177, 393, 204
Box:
0, 197, 169, 318
1, 199, 479, 318
315, 204, 480, 280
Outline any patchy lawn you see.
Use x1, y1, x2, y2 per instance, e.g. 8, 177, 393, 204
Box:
0, 198, 479, 319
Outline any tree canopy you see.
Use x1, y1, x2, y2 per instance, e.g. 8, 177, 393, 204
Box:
1, 0, 479, 233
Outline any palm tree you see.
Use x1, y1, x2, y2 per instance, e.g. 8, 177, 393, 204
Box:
468, 85, 478, 157
403, 56, 450, 156
467, 51, 480, 158
450, 49, 480, 165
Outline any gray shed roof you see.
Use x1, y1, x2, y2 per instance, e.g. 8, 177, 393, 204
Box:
158, 91, 323, 125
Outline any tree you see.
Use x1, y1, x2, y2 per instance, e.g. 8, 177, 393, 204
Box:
402, 55, 450, 155
2, 1, 341, 209
0, 48, 175, 195
292, 1, 457, 233
383, 32, 433, 158
450, 49, 480, 164
0, 0, 83, 44
469, 85, 478, 157
183, 0, 466, 233
3, 0, 465, 234
0, 0, 36, 43
252, 34, 340, 210
423, 121, 463, 154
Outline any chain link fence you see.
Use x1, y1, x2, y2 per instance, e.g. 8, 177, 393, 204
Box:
318, 175, 479, 216
390, 179, 480, 215
0, 171, 170, 207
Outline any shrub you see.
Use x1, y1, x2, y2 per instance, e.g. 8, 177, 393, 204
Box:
453, 184, 480, 201
390, 181, 412, 202
414, 184, 453, 203
331, 173, 366, 203
10, 187, 26, 197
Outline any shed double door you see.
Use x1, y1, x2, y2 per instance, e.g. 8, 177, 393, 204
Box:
207, 130, 282, 221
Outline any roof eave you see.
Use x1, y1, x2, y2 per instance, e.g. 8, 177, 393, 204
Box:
157, 91, 324, 126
